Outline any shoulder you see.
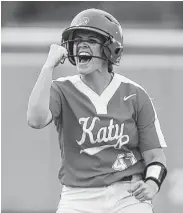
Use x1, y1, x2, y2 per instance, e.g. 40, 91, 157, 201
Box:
115, 73, 151, 107
53, 75, 80, 84
54, 75, 79, 83
50, 75, 80, 94
115, 73, 149, 95
115, 73, 144, 90
52, 75, 80, 89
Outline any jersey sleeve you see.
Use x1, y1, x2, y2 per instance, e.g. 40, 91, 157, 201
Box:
136, 88, 167, 153
49, 80, 62, 122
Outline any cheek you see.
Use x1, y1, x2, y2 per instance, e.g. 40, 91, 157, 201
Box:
92, 45, 102, 56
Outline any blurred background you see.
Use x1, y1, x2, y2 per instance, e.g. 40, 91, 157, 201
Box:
1, 1, 183, 213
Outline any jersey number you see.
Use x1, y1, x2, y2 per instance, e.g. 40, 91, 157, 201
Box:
112, 152, 137, 171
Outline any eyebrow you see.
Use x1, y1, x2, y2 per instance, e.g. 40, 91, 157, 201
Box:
88, 35, 97, 39
75, 35, 98, 39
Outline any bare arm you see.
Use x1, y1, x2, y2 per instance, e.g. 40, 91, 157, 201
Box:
27, 65, 53, 128
27, 44, 67, 129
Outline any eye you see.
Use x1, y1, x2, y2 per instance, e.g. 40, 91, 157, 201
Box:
88, 39, 98, 44
73, 38, 81, 43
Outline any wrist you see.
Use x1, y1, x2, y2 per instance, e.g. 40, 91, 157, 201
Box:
43, 61, 55, 69
144, 161, 167, 192
145, 179, 159, 194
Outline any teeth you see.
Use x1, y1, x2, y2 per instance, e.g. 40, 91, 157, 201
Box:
78, 52, 91, 56
78, 51, 92, 64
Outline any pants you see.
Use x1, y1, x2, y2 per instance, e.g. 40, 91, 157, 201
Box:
56, 175, 153, 213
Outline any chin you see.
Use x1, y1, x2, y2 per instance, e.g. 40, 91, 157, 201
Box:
77, 66, 93, 75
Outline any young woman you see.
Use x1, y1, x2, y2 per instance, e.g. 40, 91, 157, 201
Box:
27, 8, 167, 213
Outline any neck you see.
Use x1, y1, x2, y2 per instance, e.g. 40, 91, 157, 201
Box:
80, 70, 113, 96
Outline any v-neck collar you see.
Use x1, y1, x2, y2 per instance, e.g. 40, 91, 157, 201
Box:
72, 73, 121, 114
79, 73, 114, 97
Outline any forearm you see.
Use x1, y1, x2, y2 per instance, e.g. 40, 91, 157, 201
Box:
142, 148, 166, 166
142, 148, 167, 192
27, 44, 67, 127
27, 64, 53, 126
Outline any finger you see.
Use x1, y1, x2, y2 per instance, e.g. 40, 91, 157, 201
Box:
60, 53, 67, 61
130, 181, 144, 193
135, 192, 145, 200
58, 47, 68, 64
139, 197, 146, 202
61, 48, 68, 58
133, 187, 145, 196
130, 182, 141, 192
144, 193, 154, 201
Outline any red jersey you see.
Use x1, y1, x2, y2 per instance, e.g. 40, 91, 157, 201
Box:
49, 73, 167, 187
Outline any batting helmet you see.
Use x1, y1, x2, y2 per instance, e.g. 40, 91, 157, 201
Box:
61, 8, 123, 66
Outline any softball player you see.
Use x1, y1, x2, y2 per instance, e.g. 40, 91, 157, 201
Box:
27, 8, 167, 213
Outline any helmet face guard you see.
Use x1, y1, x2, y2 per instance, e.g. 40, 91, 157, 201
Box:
61, 37, 109, 65
61, 9, 123, 66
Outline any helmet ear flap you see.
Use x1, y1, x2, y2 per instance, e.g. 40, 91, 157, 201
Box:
114, 46, 123, 64
102, 39, 123, 65
115, 47, 123, 55
102, 46, 111, 61
101, 39, 112, 63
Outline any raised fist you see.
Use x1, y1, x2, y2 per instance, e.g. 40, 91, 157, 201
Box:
45, 44, 68, 68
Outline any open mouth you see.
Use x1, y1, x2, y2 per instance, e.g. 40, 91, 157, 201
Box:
78, 52, 92, 64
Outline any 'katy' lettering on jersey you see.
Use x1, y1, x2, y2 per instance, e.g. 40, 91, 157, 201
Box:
76, 117, 130, 155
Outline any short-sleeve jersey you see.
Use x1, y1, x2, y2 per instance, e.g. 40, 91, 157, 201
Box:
49, 73, 167, 187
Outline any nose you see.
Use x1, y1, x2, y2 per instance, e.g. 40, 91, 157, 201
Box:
78, 40, 89, 48
77, 40, 90, 54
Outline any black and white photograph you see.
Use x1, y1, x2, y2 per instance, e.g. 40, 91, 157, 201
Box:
1, 1, 183, 213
